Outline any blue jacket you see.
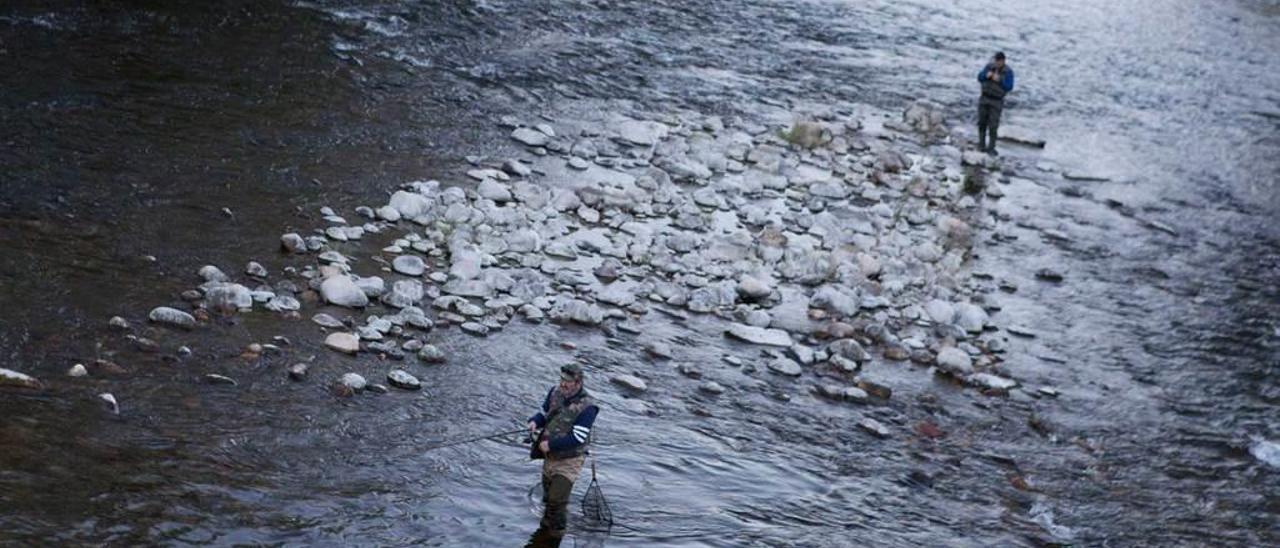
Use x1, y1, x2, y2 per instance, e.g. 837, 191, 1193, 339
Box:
978, 64, 1015, 93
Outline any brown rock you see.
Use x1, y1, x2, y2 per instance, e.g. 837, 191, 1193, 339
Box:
915, 421, 945, 440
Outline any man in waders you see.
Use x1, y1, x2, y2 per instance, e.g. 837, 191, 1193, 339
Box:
527, 363, 600, 537
977, 51, 1015, 155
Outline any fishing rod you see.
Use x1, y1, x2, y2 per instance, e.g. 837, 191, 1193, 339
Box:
421, 427, 531, 452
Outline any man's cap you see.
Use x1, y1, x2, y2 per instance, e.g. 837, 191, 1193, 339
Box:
560, 363, 584, 381
994, 51, 1006, 60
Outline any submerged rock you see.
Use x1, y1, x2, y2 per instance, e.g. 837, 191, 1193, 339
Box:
321, 276, 369, 308
0, 368, 43, 390
393, 255, 427, 276
935, 347, 974, 375
148, 306, 196, 329
767, 357, 803, 377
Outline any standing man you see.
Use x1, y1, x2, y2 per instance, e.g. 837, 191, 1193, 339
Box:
527, 363, 600, 538
977, 51, 1015, 155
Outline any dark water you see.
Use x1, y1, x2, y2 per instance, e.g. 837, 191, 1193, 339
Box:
2, 0, 1278, 546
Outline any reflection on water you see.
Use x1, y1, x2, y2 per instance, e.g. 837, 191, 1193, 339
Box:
1, 0, 1277, 546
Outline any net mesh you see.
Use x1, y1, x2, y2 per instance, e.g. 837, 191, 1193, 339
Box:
579, 459, 613, 528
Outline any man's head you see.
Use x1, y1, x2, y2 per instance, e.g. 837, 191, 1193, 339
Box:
559, 363, 584, 393
993, 51, 1006, 69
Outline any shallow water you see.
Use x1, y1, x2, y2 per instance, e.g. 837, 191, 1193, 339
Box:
2, 0, 1278, 546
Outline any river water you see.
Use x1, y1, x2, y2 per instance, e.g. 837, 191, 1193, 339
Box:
1, 0, 1277, 546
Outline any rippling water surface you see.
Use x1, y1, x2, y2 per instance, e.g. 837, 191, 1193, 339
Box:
1, 0, 1277, 546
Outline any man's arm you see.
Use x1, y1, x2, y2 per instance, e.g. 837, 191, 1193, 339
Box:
1002, 68, 1015, 92
547, 405, 599, 453
978, 66, 990, 82
528, 387, 555, 428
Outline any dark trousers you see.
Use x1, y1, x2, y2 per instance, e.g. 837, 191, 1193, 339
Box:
540, 473, 574, 534
977, 100, 1003, 151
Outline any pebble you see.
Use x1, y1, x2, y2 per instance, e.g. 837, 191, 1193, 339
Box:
148, 306, 196, 329
392, 255, 427, 276
725, 324, 793, 347
312, 313, 346, 329
935, 347, 974, 375
339, 372, 367, 391
858, 418, 890, 438
387, 369, 423, 390
767, 357, 803, 377
288, 363, 309, 381
644, 341, 674, 359
108, 316, 130, 330
246, 261, 268, 278
67, 364, 88, 377
418, 344, 447, 363
324, 332, 360, 355
611, 374, 649, 392
698, 381, 725, 394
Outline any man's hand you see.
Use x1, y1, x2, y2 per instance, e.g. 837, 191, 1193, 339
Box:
527, 421, 537, 435
539, 440, 550, 454
987, 71, 997, 81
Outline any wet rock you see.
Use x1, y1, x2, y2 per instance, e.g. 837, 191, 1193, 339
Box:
377, 205, 402, 222
387, 369, 422, 390
205, 282, 254, 312
767, 357, 803, 377
828, 339, 870, 362
281, 233, 306, 253
725, 324, 792, 347
644, 341, 674, 360
99, 393, 119, 414
511, 127, 550, 147
0, 368, 43, 390
787, 344, 816, 366
312, 313, 345, 329
954, 303, 989, 333
969, 373, 1017, 391
736, 275, 774, 301
129, 335, 161, 353
477, 179, 513, 202
265, 295, 301, 312
617, 119, 667, 146
148, 306, 196, 329
108, 316, 131, 330
339, 372, 367, 391
460, 322, 490, 336
324, 332, 360, 355
393, 255, 426, 276
198, 265, 229, 283
67, 364, 88, 377
245, 261, 267, 278
903, 100, 945, 134
810, 286, 860, 317
611, 374, 648, 392
418, 344, 446, 363
503, 158, 532, 177
699, 381, 726, 395
383, 279, 425, 308
388, 190, 433, 219
288, 363, 309, 381
1249, 438, 1280, 469
204, 374, 237, 386
321, 276, 369, 308
859, 418, 890, 438
549, 298, 605, 326
924, 299, 956, 324
935, 347, 974, 376
1036, 268, 1065, 282
744, 310, 772, 327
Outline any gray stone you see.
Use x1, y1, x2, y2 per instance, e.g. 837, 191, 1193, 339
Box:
699, 381, 726, 395
970, 373, 1017, 391
388, 190, 433, 219
393, 255, 426, 276
321, 276, 369, 308
418, 344, 447, 363
511, 127, 550, 147
148, 306, 196, 329
383, 279, 425, 308
736, 276, 773, 300
725, 324, 792, 347
205, 283, 254, 311
281, 233, 306, 253
955, 303, 989, 333
924, 299, 956, 324
935, 347, 974, 375
245, 261, 268, 278
828, 339, 870, 362
858, 418, 890, 438
325, 332, 360, 355
198, 265, 229, 283
767, 357, 803, 377
477, 179, 513, 202
264, 295, 301, 312
67, 364, 89, 377
460, 322, 490, 336
611, 374, 648, 392
339, 372, 367, 391
108, 316, 130, 330
312, 313, 345, 328
387, 369, 423, 390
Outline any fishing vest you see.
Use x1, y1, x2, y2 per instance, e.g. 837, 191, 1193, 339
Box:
981, 66, 1008, 102
544, 387, 594, 459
